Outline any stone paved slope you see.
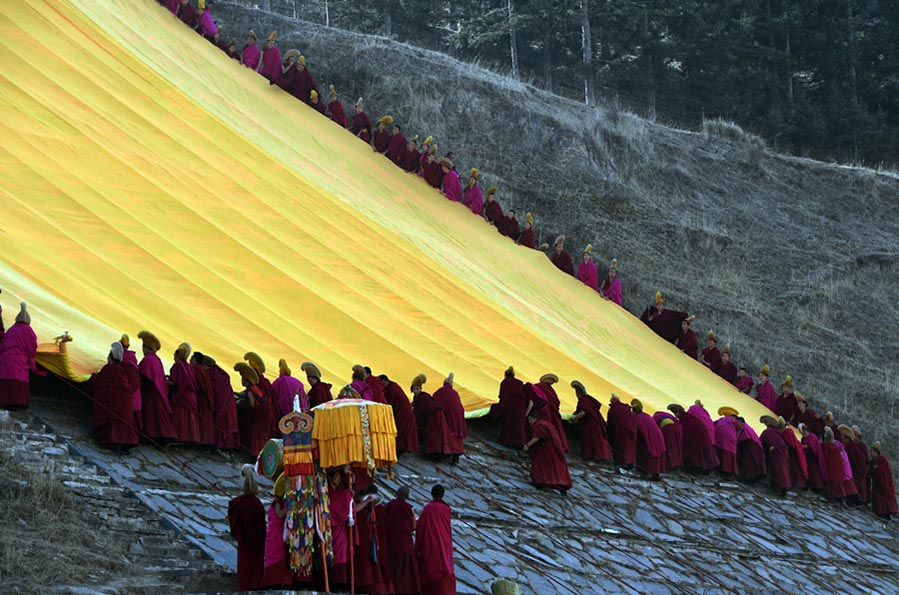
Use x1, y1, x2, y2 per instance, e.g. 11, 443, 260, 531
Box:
24, 385, 899, 595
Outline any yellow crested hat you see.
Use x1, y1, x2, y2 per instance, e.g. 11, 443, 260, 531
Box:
377, 115, 394, 125
137, 330, 161, 353
411, 373, 427, 389
301, 361, 322, 379
268, 31, 277, 42
717, 406, 739, 417
329, 84, 337, 97
655, 291, 663, 304
470, 168, 478, 179
244, 351, 266, 375
310, 90, 318, 100
525, 212, 534, 225
234, 362, 259, 385
279, 359, 291, 376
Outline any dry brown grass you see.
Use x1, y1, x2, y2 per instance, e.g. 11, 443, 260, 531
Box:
0, 453, 127, 594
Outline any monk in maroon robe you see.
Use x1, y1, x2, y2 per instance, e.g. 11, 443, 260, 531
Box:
416, 485, 456, 595
675, 318, 699, 359
385, 486, 421, 594
372, 118, 391, 153
607, 395, 637, 468
403, 137, 422, 172
532, 375, 568, 452
354, 488, 383, 592
700, 332, 721, 369
176, 0, 196, 28
229, 465, 266, 592
91, 341, 139, 449
569, 381, 611, 462
433, 373, 466, 461
640, 293, 688, 344
869, 442, 898, 519
795, 394, 823, 437
549, 236, 574, 275
273, 52, 297, 92
309, 91, 329, 114
411, 374, 453, 461
421, 149, 443, 188
483, 187, 503, 228
351, 99, 373, 143
301, 361, 332, 407
781, 418, 808, 489
714, 410, 740, 476
191, 352, 216, 447
489, 367, 528, 449
669, 404, 718, 472
245, 352, 279, 438
736, 418, 766, 484
842, 426, 868, 503
754, 366, 777, 411
387, 125, 407, 165
712, 347, 738, 384
380, 375, 419, 454
653, 411, 683, 469
290, 56, 317, 104
799, 423, 826, 491
327, 85, 348, 128
235, 362, 272, 456
775, 378, 799, 426
203, 355, 240, 449
525, 412, 572, 492
734, 368, 754, 394
325, 470, 355, 589
518, 213, 535, 248
821, 427, 846, 501
501, 210, 520, 240
632, 400, 666, 479
137, 331, 176, 441
759, 416, 791, 495
169, 342, 200, 443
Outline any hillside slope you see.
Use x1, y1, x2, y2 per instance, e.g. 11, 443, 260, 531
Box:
218, 1, 899, 447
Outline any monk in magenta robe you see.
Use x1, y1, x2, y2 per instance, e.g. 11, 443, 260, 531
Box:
328, 86, 348, 128
0, 303, 5, 342
241, 31, 262, 71
164, 0, 179, 14
532, 376, 568, 452
204, 355, 240, 449
632, 400, 665, 479
229, 466, 266, 592
676, 318, 699, 359
411, 374, 453, 461
483, 188, 503, 228
550, 236, 574, 275
821, 428, 846, 501
385, 487, 421, 595
259, 33, 281, 82
290, 57, 318, 104
576, 247, 599, 291
754, 366, 776, 411
869, 442, 899, 519
736, 418, 766, 484
0, 303, 38, 410
388, 125, 408, 166
653, 411, 683, 469
714, 412, 740, 476
669, 404, 719, 472
326, 470, 355, 588
606, 395, 637, 468
271, 359, 307, 416
734, 368, 753, 394
362, 366, 388, 404
381, 375, 419, 454
500, 210, 520, 240
190, 352, 216, 447
689, 401, 717, 447
700, 332, 721, 369
517, 213, 535, 248
570, 381, 611, 462
433, 373, 466, 460
489, 367, 528, 449
524, 412, 572, 492
91, 341, 139, 448
799, 423, 826, 491
416, 485, 456, 595
462, 170, 483, 215
169, 343, 200, 443
263, 476, 290, 588
403, 137, 422, 172
640, 293, 688, 344
303, 362, 332, 407
712, 347, 738, 384
600, 263, 622, 306
196, 3, 217, 40
759, 416, 791, 494
440, 159, 461, 202
137, 331, 176, 441
774, 379, 799, 426
176, 0, 196, 28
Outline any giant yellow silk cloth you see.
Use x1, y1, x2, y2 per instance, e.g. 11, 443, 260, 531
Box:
0, 0, 774, 429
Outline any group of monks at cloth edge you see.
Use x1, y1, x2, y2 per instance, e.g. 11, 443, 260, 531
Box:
157, 0, 631, 298
229, 462, 455, 595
